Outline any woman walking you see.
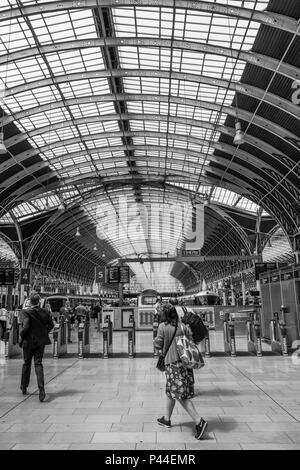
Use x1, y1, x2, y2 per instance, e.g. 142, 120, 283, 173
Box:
154, 303, 207, 440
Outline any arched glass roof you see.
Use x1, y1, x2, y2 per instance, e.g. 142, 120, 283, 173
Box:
0, 0, 299, 290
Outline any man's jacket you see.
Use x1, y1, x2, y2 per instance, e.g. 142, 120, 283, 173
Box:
20, 306, 54, 347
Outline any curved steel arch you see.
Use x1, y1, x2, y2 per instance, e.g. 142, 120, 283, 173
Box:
4, 69, 300, 144
208, 167, 299, 233
5, 127, 299, 176
1, 0, 297, 35
1, 38, 299, 83
6, 145, 297, 209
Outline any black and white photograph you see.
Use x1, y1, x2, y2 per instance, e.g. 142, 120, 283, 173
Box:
0, 0, 299, 459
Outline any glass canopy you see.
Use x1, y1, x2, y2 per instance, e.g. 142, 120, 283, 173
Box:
0, 0, 270, 290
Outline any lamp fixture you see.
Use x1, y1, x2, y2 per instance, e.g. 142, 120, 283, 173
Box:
93, 243, 97, 251
75, 227, 80, 237
102, 252, 105, 258
0, 132, 6, 154
233, 121, 245, 146
45, 196, 50, 210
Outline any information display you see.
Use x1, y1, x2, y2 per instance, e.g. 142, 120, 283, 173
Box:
119, 266, 130, 284
107, 266, 120, 284
107, 266, 130, 284
255, 262, 277, 280
0, 268, 15, 286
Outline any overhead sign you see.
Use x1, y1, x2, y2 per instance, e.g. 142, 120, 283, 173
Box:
107, 266, 120, 284
106, 266, 130, 284
179, 249, 200, 256
20, 268, 31, 285
255, 262, 277, 280
0, 268, 15, 286
119, 266, 130, 284
95, 266, 106, 283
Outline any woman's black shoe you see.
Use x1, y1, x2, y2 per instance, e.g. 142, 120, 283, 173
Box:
195, 418, 207, 440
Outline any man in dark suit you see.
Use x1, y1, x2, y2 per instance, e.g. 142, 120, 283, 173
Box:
19, 293, 54, 402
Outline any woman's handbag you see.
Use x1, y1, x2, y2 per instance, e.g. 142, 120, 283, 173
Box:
156, 354, 166, 372
176, 324, 205, 369
156, 321, 178, 372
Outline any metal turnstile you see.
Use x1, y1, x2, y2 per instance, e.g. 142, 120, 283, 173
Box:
199, 313, 211, 358
246, 311, 263, 357
128, 314, 136, 358
102, 315, 113, 358
2, 312, 21, 358
152, 313, 159, 357
78, 318, 90, 358
270, 312, 289, 356
52, 316, 68, 358
223, 319, 236, 357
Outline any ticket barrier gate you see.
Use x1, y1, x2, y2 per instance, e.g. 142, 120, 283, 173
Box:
246, 312, 262, 357
199, 313, 211, 358
53, 316, 68, 358
3, 312, 21, 358
223, 318, 237, 357
153, 314, 159, 357
128, 314, 136, 358
78, 318, 90, 358
102, 316, 113, 358
270, 312, 289, 356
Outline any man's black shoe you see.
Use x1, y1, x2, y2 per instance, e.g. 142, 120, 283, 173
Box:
195, 418, 207, 440
39, 389, 46, 402
20, 386, 27, 395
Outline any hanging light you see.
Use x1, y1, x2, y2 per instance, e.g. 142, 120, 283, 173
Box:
75, 227, 80, 237
45, 196, 50, 210
233, 121, 245, 146
93, 243, 97, 251
102, 252, 106, 258
0, 131, 6, 154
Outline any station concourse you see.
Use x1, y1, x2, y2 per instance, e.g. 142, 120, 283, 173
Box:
0, 0, 300, 452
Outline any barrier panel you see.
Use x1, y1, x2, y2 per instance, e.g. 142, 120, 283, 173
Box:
270, 312, 289, 356
102, 315, 113, 358
247, 312, 263, 357
53, 315, 68, 358
128, 314, 136, 358
152, 313, 159, 357
199, 313, 211, 358
3, 312, 21, 358
223, 319, 236, 357
78, 318, 90, 358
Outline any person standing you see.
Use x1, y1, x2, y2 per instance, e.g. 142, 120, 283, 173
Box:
19, 293, 54, 402
74, 302, 87, 325
153, 303, 208, 440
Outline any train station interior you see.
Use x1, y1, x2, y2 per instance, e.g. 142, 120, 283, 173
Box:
0, 0, 300, 452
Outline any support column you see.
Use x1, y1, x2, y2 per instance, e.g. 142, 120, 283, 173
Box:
241, 273, 246, 306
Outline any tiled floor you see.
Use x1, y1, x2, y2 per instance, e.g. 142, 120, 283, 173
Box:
0, 327, 300, 450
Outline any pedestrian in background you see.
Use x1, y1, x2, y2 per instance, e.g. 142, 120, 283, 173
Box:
153, 303, 207, 440
19, 293, 54, 402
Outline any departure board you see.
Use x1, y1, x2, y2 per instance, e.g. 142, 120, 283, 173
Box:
107, 266, 130, 284
0, 268, 15, 285
107, 266, 120, 284
255, 262, 277, 280
119, 266, 129, 284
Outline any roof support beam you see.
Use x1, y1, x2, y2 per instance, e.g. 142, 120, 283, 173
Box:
1, 38, 299, 82
1, 1, 298, 36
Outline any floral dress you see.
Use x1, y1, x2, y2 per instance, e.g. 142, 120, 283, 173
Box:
165, 361, 194, 400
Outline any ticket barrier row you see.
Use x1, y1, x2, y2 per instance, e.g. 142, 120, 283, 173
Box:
53, 315, 90, 358
223, 311, 263, 357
